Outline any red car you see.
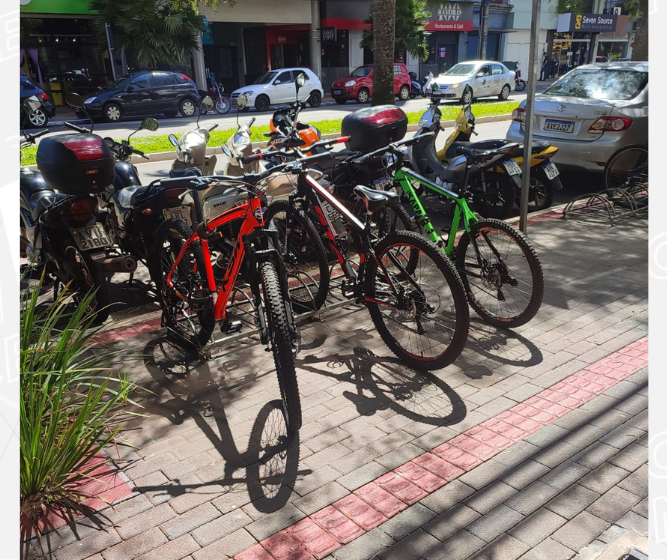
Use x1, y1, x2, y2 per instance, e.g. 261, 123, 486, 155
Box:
331, 63, 412, 104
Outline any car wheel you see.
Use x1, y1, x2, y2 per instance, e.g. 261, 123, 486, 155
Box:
462, 88, 473, 105
180, 98, 197, 117
398, 85, 410, 101
28, 108, 48, 128
308, 91, 322, 108
356, 88, 370, 104
255, 95, 270, 112
498, 84, 511, 101
335, 99, 347, 105
104, 103, 122, 123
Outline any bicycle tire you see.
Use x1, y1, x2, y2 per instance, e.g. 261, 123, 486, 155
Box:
151, 219, 215, 347
603, 144, 648, 209
353, 198, 415, 238
259, 260, 302, 433
265, 200, 330, 311
365, 230, 469, 370
456, 218, 544, 328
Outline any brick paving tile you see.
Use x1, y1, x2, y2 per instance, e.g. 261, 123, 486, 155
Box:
467, 504, 525, 543
500, 460, 550, 490
135, 535, 200, 560
354, 483, 408, 518
53, 529, 122, 560
464, 481, 518, 515
102, 527, 168, 560
508, 507, 568, 547
378, 503, 437, 542
193, 529, 257, 560
191, 509, 254, 548
423, 529, 486, 560
412, 453, 465, 482
432, 443, 482, 471
161, 503, 221, 540
292, 482, 350, 517
597, 524, 625, 544
377, 528, 442, 560
260, 530, 315, 560
423, 504, 481, 542
617, 464, 648, 498
579, 463, 631, 495
551, 511, 611, 551
458, 458, 509, 491
586, 486, 642, 523
469, 534, 530, 560
617, 510, 648, 537
516, 537, 575, 560
113, 503, 177, 540
333, 494, 388, 532
375, 471, 428, 505
449, 434, 500, 461
233, 543, 275, 560
539, 460, 590, 490
243, 504, 306, 542
323, 527, 394, 560
571, 442, 619, 469
505, 480, 559, 516
545, 484, 601, 519
632, 497, 649, 518
420, 480, 475, 513
287, 518, 340, 559
310, 506, 364, 544
394, 461, 448, 493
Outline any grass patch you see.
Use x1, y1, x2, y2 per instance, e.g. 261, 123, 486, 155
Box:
19, 101, 519, 167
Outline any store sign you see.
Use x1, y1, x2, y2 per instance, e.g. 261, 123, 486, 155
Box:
20, 0, 97, 14
424, 1, 474, 32
321, 27, 337, 42
557, 12, 618, 33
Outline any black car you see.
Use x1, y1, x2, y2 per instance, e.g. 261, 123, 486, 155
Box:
76, 70, 201, 122
20, 76, 56, 128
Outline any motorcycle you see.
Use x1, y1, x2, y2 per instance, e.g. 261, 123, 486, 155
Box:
20, 95, 113, 323
218, 93, 262, 176
168, 97, 219, 177
514, 63, 526, 92
414, 84, 562, 217
210, 81, 231, 115
408, 71, 433, 99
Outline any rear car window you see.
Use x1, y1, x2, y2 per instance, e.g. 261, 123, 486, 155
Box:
544, 69, 648, 101
491, 64, 504, 75
152, 72, 176, 86
21, 77, 36, 91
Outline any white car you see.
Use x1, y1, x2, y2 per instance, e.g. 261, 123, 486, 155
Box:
230, 67, 323, 112
431, 60, 515, 103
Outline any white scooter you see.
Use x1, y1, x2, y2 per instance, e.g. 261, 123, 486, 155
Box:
168, 97, 218, 177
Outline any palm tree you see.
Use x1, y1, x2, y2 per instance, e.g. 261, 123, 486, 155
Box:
369, 0, 397, 106
91, 0, 205, 68
361, 0, 431, 63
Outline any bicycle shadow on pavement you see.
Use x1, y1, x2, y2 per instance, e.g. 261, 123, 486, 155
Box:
128, 336, 309, 514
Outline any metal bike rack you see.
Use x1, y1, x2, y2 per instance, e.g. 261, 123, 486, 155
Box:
561, 187, 648, 226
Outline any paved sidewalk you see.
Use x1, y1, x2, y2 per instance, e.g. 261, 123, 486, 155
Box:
22, 205, 648, 560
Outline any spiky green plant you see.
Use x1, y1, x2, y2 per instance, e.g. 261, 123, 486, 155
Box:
20, 275, 139, 530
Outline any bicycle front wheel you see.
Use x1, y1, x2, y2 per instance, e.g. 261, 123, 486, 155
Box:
265, 200, 330, 311
259, 260, 302, 433
603, 144, 648, 208
152, 219, 215, 347
364, 230, 469, 370
456, 218, 544, 328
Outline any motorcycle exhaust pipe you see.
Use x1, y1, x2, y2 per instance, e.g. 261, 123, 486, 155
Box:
95, 255, 138, 274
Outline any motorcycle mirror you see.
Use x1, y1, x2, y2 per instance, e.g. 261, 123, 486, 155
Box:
201, 96, 214, 112
431, 82, 439, 93
140, 117, 159, 132
104, 137, 114, 148
66, 92, 85, 109
168, 134, 179, 148
236, 94, 248, 110
22, 95, 41, 116
295, 72, 306, 96
221, 143, 232, 158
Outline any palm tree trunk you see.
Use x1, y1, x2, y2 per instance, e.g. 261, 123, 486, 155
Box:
371, 0, 396, 106
631, 3, 648, 61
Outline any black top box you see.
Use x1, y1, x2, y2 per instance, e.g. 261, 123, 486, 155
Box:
341, 105, 408, 153
36, 133, 115, 195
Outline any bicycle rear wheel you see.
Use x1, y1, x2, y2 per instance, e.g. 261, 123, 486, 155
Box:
265, 200, 330, 311
603, 144, 648, 209
259, 260, 302, 433
365, 230, 469, 370
152, 219, 215, 347
456, 218, 544, 328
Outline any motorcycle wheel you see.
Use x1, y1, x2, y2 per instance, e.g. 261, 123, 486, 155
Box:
214, 98, 231, 115
471, 173, 515, 220
59, 243, 111, 325
515, 80, 526, 92
514, 169, 554, 212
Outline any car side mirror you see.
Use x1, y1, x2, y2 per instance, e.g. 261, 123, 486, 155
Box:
22, 95, 41, 115
140, 117, 159, 132
168, 134, 179, 148
66, 92, 84, 109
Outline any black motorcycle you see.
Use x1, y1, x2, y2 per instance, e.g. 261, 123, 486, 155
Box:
20, 96, 114, 323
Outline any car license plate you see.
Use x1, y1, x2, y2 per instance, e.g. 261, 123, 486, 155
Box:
544, 119, 574, 133
543, 161, 560, 180
71, 223, 112, 251
333, 90, 342, 95
503, 160, 522, 176
163, 205, 192, 226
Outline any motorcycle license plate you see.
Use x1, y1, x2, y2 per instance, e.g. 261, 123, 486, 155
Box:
543, 161, 560, 180
544, 119, 574, 133
503, 160, 522, 176
71, 223, 112, 251
163, 205, 192, 226
373, 176, 393, 190
333, 90, 342, 95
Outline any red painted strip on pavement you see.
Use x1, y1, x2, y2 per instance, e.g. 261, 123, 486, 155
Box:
235, 336, 648, 560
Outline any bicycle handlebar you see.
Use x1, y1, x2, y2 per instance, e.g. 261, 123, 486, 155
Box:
64, 122, 90, 134
352, 132, 436, 164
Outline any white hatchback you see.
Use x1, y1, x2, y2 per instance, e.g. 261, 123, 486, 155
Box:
230, 68, 323, 112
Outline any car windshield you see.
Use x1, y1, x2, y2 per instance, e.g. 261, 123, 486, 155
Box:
108, 77, 129, 90
444, 63, 477, 76
543, 69, 648, 100
350, 66, 373, 78
253, 71, 279, 85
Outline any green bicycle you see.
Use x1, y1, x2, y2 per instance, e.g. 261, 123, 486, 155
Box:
362, 133, 544, 329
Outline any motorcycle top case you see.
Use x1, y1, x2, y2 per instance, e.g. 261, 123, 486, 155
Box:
36, 133, 115, 195
341, 106, 408, 153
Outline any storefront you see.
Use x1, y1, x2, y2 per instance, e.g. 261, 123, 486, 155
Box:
20, 0, 111, 105
265, 25, 310, 70
421, 1, 474, 76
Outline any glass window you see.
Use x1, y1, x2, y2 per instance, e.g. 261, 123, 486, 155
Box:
276, 71, 294, 84
253, 71, 279, 85
478, 65, 490, 76
544, 68, 647, 100
491, 64, 504, 75
152, 72, 175, 86
444, 63, 477, 76
130, 73, 151, 88
21, 77, 35, 91
394, 65, 401, 75
351, 66, 373, 78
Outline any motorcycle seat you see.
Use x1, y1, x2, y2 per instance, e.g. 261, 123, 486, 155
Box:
115, 186, 148, 210
517, 140, 552, 154
169, 167, 204, 178
353, 185, 400, 214
446, 140, 511, 160
29, 190, 66, 221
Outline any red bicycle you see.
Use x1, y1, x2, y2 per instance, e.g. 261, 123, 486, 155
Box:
149, 158, 327, 433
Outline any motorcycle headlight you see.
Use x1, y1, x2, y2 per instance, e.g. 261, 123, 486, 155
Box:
344, 80, 356, 87
233, 133, 250, 146
419, 117, 429, 126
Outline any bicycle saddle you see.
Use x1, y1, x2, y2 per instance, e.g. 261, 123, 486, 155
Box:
353, 185, 400, 214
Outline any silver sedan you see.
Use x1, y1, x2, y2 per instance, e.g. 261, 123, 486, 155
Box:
506, 61, 648, 173
430, 60, 515, 104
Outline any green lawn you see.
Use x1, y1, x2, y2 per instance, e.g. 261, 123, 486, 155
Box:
20, 101, 519, 167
